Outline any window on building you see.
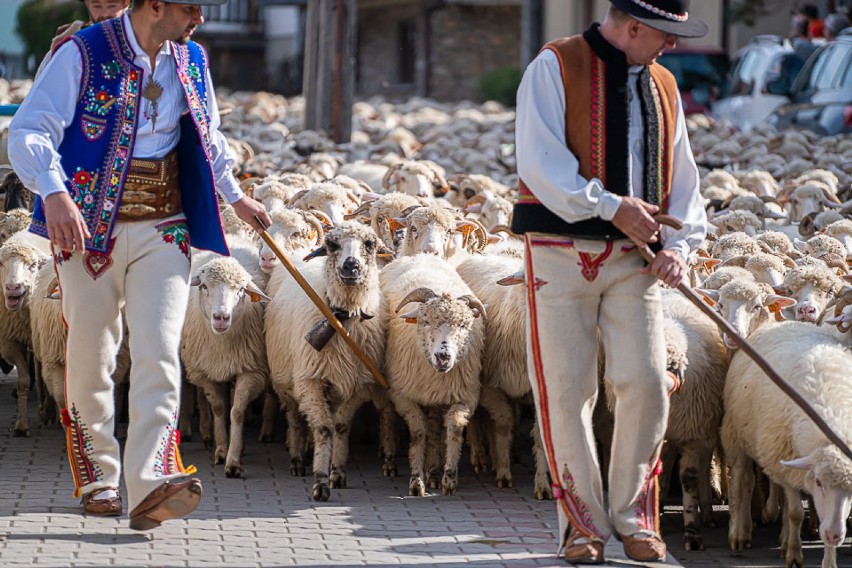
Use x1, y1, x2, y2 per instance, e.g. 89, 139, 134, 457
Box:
398, 20, 416, 85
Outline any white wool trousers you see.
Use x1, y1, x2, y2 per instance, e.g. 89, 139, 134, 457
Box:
54, 214, 194, 512
522, 233, 669, 545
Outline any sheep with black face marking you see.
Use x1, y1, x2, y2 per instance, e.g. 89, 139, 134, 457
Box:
380, 254, 486, 496
265, 222, 391, 501
181, 236, 272, 478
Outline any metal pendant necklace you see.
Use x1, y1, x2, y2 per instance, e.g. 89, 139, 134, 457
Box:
142, 75, 164, 131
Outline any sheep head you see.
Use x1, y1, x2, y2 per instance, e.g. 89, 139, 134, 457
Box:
190, 257, 270, 334
396, 287, 486, 374
699, 280, 795, 348
0, 238, 48, 312
259, 209, 325, 273
778, 264, 844, 324
395, 205, 457, 257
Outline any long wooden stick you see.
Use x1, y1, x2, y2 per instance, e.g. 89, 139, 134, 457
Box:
254, 216, 389, 390
647, 214, 852, 462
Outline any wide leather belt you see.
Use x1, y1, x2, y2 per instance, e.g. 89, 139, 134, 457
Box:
117, 151, 182, 221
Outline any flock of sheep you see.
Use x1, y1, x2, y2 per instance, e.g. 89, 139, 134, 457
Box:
2, 78, 852, 567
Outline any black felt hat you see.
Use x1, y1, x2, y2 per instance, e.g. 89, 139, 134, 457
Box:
610, 0, 708, 38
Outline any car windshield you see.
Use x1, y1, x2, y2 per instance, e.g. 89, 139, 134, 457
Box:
656, 52, 730, 92
727, 50, 765, 96
791, 42, 852, 97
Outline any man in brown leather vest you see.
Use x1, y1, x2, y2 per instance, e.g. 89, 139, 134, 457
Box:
512, 0, 708, 563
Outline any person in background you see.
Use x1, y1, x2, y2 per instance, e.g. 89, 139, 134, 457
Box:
823, 12, 850, 40
801, 4, 825, 39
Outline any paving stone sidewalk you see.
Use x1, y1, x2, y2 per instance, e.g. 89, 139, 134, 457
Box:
0, 371, 846, 567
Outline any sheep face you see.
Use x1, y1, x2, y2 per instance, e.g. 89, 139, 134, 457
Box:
700, 281, 795, 348
782, 446, 852, 548
191, 258, 269, 334
780, 266, 843, 324
259, 210, 323, 273
399, 294, 484, 373
318, 224, 380, 288
399, 207, 456, 257
788, 185, 837, 223
0, 242, 45, 312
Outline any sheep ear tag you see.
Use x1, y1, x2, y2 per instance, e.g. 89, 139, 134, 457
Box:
386, 218, 406, 233
245, 283, 271, 303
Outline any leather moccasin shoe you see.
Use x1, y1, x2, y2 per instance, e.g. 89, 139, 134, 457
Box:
563, 529, 605, 564
620, 532, 667, 562
82, 488, 122, 517
129, 476, 202, 531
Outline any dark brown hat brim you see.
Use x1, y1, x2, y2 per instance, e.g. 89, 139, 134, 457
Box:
610, 0, 709, 38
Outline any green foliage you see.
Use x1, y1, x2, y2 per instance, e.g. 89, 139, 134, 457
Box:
478, 67, 522, 108
16, 0, 88, 74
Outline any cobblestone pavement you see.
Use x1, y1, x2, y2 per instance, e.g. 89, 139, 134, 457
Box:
0, 371, 848, 567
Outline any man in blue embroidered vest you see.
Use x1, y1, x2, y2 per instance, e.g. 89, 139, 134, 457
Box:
512, 0, 707, 563
9, 0, 271, 530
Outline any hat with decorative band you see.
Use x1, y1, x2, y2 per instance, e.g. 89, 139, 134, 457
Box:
610, 0, 708, 38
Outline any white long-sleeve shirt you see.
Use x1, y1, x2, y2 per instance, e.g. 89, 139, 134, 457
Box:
9, 13, 243, 205
515, 49, 707, 258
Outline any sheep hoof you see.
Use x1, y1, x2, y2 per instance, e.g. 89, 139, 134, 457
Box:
382, 460, 397, 478
329, 469, 347, 489
311, 482, 330, 502
258, 432, 273, 443
12, 427, 29, 438
408, 477, 425, 497
224, 463, 242, 478
213, 449, 226, 465
290, 459, 306, 477
683, 533, 704, 552
534, 485, 554, 500
441, 472, 458, 495
495, 475, 513, 489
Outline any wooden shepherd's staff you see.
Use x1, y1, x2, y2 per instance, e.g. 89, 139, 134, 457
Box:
254, 216, 389, 390
649, 215, 852, 462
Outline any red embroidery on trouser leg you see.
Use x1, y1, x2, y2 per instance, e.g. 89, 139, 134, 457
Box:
577, 241, 614, 282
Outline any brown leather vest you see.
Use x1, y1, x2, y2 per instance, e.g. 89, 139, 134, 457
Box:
512, 24, 678, 239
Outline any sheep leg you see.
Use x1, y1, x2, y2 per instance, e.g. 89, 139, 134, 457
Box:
41, 360, 65, 425
4, 343, 31, 437
477, 386, 513, 489
224, 372, 265, 478
371, 387, 398, 477
531, 417, 553, 500
466, 409, 489, 474
179, 380, 197, 442
426, 407, 443, 489
197, 389, 213, 448
679, 443, 705, 551
726, 447, 755, 551
780, 485, 805, 568
329, 389, 371, 489
762, 480, 783, 525
296, 378, 333, 502
259, 388, 278, 443
714, 446, 729, 504
697, 443, 717, 528
200, 380, 230, 465
392, 394, 428, 496
282, 393, 307, 476
441, 402, 472, 496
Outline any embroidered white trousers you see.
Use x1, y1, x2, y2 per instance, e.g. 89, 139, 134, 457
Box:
523, 233, 669, 545
55, 214, 194, 512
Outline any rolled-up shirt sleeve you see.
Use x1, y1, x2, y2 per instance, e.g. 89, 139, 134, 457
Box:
205, 68, 243, 205
9, 41, 82, 200
515, 50, 623, 223
660, 89, 707, 258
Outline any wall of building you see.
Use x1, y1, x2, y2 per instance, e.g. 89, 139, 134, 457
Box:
429, 5, 521, 100
357, 3, 422, 98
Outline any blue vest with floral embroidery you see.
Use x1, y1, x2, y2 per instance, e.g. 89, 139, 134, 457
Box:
29, 17, 229, 256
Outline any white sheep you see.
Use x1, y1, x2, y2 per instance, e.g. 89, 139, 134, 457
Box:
181, 236, 271, 478
289, 182, 360, 226
723, 322, 852, 568
380, 254, 486, 496
0, 232, 50, 436
463, 191, 513, 233
455, 254, 551, 499
776, 263, 845, 324
265, 222, 392, 501
382, 160, 449, 198
257, 208, 325, 274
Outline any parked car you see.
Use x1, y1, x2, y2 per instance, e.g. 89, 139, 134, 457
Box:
657, 47, 730, 115
712, 35, 806, 130
767, 28, 852, 135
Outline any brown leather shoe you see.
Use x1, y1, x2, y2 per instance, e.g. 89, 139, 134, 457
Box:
129, 476, 202, 531
563, 529, 605, 564
620, 532, 667, 562
82, 488, 122, 517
